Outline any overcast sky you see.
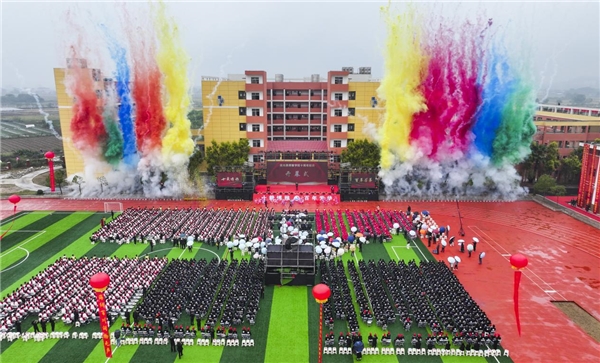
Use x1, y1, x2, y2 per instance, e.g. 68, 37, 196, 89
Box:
1, 1, 598, 93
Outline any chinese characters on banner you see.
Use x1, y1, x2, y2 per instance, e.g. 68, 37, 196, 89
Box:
96, 292, 112, 357
349, 173, 377, 188
266, 162, 328, 183
216, 172, 243, 188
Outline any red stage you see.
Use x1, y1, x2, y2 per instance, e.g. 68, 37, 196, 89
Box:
253, 184, 339, 205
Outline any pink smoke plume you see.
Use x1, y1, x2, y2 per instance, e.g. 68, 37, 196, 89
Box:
410, 18, 484, 159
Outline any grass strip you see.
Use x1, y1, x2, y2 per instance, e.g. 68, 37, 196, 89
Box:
0, 212, 65, 253
219, 285, 275, 363
264, 286, 309, 363
1, 213, 97, 291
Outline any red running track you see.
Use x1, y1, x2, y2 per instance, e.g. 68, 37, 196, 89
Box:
1, 198, 599, 363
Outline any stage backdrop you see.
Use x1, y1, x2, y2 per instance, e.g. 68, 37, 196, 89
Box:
350, 173, 377, 188
217, 172, 243, 188
267, 161, 328, 183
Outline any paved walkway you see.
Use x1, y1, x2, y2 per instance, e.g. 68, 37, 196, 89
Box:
0, 167, 53, 192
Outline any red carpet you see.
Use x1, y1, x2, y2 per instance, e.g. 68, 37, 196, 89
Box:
253, 184, 339, 205
546, 195, 600, 222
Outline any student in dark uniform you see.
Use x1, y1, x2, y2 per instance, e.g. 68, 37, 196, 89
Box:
50, 318, 56, 332
169, 336, 176, 352
40, 319, 47, 332
32, 320, 40, 333
177, 341, 184, 358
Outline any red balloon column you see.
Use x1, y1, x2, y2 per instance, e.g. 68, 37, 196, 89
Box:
45, 151, 55, 192
90, 273, 112, 358
312, 284, 331, 363
1, 195, 21, 240
510, 254, 528, 336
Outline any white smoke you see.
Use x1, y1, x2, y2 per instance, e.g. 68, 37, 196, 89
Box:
26, 90, 62, 140
379, 146, 528, 200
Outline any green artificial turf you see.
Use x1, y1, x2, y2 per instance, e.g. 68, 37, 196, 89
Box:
264, 286, 309, 363
0, 212, 66, 253
0, 210, 515, 363
0, 212, 49, 239
1, 213, 98, 290
219, 285, 275, 363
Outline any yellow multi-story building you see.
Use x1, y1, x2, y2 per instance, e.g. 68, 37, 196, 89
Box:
54, 59, 109, 177
200, 68, 385, 166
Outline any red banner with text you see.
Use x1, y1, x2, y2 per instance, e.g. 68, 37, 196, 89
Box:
217, 172, 243, 188
267, 162, 328, 183
95, 292, 112, 358
350, 173, 377, 188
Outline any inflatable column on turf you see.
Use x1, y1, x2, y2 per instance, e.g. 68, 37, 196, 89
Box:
510, 254, 528, 336
312, 284, 331, 363
45, 151, 55, 192
0, 195, 21, 240
90, 273, 112, 357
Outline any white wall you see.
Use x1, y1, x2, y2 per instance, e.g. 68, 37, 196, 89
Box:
330, 91, 349, 101
329, 139, 348, 148
246, 75, 264, 84
246, 107, 264, 117
330, 108, 349, 117
247, 91, 263, 100
330, 124, 348, 132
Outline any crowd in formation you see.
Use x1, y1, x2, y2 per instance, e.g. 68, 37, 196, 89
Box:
90, 207, 276, 246
0, 256, 165, 332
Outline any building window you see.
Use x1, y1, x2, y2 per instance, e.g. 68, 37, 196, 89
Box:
251, 76, 260, 84
334, 93, 343, 101
333, 125, 342, 132
334, 109, 342, 117
252, 140, 261, 147
349, 91, 356, 100
334, 76, 343, 84
252, 155, 262, 163
252, 108, 260, 116
252, 124, 260, 132
348, 123, 355, 131
333, 140, 342, 148
238, 91, 246, 99
252, 93, 260, 100
239, 123, 247, 131
348, 108, 355, 116
332, 155, 341, 163
239, 107, 246, 116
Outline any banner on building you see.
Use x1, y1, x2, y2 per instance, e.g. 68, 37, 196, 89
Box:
217, 172, 243, 188
267, 162, 328, 183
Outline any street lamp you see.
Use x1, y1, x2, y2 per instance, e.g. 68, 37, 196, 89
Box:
312, 283, 331, 363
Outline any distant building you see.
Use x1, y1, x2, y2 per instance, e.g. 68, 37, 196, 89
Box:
577, 142, 600, 214
533, 104, 600, 157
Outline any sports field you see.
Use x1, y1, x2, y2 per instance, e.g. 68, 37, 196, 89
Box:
0, 209, 512, 363
1, 199, 599, 363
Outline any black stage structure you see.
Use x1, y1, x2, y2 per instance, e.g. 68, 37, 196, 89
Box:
339, 166, 380, 201
214, 165, 255, 201
265, 244, 315, 286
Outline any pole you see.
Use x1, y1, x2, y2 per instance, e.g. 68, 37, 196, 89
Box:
456, 200, 465, 236
48, 159, 55, 192
318, 303, 323, 363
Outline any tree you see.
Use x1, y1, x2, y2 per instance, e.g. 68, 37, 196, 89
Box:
187, 110, 203, 129
522, 142, 560, 182
187, 146, 205, 177
72, 175, 83, 194
205, 139, 250, 175
340, 139, 381, 168
533, 174, 565, 195
557, 154, 582, 184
